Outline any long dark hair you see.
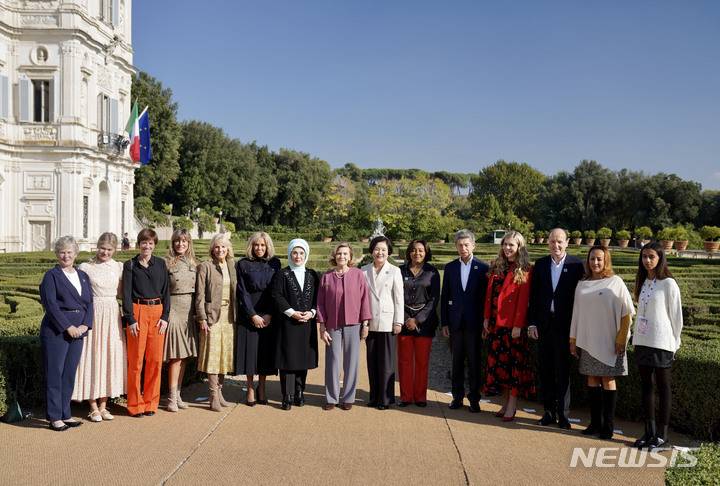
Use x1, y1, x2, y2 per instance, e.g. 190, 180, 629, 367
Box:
634, 241, 673, 301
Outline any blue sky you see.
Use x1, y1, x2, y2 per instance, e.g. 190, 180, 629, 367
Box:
133, 0, 720, 189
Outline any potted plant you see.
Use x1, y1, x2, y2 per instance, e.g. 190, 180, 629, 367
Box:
570, 230, 583, 245
615, 229, 631, 248
657, 227, 675, 250
597, 227, 612, 247
673, 226, 689, 251
583, 230, 596, 246
700, 225, 720, 252
635, 226, 653, 246
535, 230, 547, 244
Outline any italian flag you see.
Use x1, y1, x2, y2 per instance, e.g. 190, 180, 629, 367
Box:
125, 101, 140, 163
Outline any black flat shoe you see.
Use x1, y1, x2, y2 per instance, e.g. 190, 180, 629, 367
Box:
63, 420, 82, 428
415, 402, 427, 408
143, 411, 155, 416
130, 413, 144, 418
538, 411, 557, 426
376, 404, 388, 410
293, 392, 305, 407
256, 399, 268, 405
558, 417, 572, 430
448, 399, 463, 410
397, 401, 411, 407
49, 422, 69, 432
469, 401, 481, 413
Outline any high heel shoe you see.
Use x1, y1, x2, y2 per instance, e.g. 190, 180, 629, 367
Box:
495, 409, 507, 418
501, 410, 516, 422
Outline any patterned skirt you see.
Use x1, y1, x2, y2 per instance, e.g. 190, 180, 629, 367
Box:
484, 326, 535, 398
198, 304, 235, 374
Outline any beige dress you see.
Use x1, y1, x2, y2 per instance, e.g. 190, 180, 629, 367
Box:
72, 260, 127, 401
197, 263, 235, 374
164, 257, 198, 361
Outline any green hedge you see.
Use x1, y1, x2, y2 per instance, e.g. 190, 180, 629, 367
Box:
0, 335, 43, 418
666, 443, 720, 485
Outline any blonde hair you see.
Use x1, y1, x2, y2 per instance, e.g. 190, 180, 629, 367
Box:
167, 229, 196, 266
209, 233, 234, 261
92, 232, 118, 262
490, 231, 531, 284
245, 231, 275, 260
329, 243, 356, 267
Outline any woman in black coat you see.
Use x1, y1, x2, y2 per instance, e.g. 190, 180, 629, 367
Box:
236, 232, 281, 405
271, 239, 319, 410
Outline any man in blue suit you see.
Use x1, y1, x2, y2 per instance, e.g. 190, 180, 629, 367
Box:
441, 229, 489, 412
528, 228, 584, 429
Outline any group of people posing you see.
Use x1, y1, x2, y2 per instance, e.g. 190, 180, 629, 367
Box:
39, 227, 682, 451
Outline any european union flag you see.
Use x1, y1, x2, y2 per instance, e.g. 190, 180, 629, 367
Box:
138, 108, 152, 165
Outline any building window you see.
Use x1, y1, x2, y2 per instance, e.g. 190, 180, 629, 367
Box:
97, 94, 110, 132
32, 80, 50, 123
83, 195, 89, 238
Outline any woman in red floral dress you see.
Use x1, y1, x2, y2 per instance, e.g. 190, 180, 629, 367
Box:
483, 231, 535, 421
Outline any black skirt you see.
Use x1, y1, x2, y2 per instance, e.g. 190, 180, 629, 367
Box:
634, 345, 674, 368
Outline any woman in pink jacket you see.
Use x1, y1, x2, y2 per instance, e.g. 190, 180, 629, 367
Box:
317, 243, 372, 411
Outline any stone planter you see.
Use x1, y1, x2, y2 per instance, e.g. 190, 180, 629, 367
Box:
572, 238, 582, 245
675, 240, 689, 251
599, 238, 611, 247
703, 241, 719, 253
617, 239, 629, 248
361, 238, 370, 243
584, 238, 596, 246
435, 239, 445, 244
322, 237, 332, 243
660, 240, 674, 251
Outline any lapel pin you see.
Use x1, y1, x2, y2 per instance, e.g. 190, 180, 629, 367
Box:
563, 268, 568, 273
473, 266, 478, 270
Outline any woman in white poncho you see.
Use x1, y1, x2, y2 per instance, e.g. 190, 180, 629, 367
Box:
570, 245, 635, 440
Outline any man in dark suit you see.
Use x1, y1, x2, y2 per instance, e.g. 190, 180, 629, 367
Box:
528, 228, 584, 429
441, 229, 489, 412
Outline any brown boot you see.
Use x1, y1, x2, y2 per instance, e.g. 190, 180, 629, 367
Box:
167, 388, 179, 412
176, 388, 189, 410
208, 374, 222, 412
218, 374, 231, 407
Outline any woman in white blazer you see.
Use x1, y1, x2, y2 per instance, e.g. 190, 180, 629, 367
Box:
362, 236, 404, 410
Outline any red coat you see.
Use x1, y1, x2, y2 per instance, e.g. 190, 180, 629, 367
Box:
484, 266, 532, 328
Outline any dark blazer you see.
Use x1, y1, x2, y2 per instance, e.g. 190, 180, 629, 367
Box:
528, 254, 584, 333
271, 267, 319, 371
39, 265, 94, 337
440, 257, 489, 331
236, 257, 282, 321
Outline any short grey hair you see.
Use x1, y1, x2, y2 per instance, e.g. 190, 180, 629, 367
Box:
54, 235, 79, 255
454, 229, 475, 244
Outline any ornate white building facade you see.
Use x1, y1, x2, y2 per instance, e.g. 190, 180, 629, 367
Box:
0, 0, 135, 252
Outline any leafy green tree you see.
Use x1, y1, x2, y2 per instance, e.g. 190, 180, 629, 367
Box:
469, 160, 546, 222
131, 71, 181, 203
697, 191, 720, 227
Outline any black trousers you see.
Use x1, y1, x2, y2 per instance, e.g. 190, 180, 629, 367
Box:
450, 322, 482, 402
538, 315, 571, 416
366, 331, 396, 406
279, 370, 307, 397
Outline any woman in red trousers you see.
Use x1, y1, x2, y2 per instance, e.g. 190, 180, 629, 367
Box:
398, 240, 440, 407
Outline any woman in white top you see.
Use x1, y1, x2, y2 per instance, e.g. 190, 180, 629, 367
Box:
362, 236, 404, 410
570, 245, 635, 440
631, 241, 682, 449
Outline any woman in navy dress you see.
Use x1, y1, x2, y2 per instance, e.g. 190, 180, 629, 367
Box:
235, 232, 281, 405
40, 235, 94, 431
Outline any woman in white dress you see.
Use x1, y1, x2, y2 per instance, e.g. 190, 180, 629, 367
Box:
72, 232, 127, 421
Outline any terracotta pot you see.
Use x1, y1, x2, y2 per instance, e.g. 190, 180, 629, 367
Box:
675, 240, 689, 251
361, 238, 369, 243
703, 241, 720, 252
584, 238, 596, 246
617, 239, 629, 248
322, 237, 332, 243
600, 238, 611, 247
660, 240, 674, 251
435, 239, 445, 244
572, 238, 582, 245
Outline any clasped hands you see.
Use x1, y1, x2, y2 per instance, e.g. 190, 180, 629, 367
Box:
482, 319, 522, 339
251, 314, 272, 328
291, 311, 314, 323
65, 324, 89, 339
